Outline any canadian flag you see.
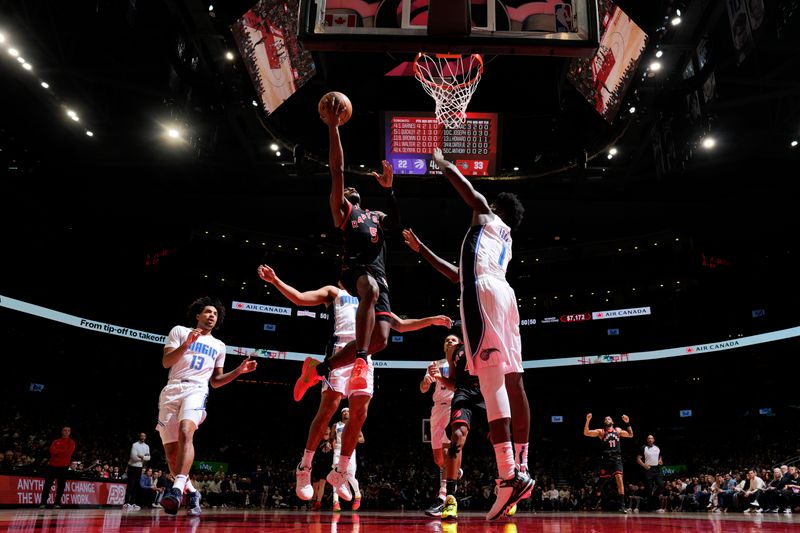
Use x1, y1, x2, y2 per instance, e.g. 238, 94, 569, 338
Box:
325, 13, 357, 27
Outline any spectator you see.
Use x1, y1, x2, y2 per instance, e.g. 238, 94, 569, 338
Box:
38, 426, 75, 509
124, 433, 150, 511
780, 465, 799, 514
743, 469, 765, 513
139, 467, 158, 508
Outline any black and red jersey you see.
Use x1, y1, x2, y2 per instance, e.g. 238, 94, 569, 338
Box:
339, 200, 387, 275
453, 344, 479, 389
602, 427, 622, 456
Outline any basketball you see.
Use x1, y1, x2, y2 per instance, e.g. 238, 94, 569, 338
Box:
318, 91, 353, 126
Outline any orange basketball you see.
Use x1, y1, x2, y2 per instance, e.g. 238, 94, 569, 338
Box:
318, 91, 353, 125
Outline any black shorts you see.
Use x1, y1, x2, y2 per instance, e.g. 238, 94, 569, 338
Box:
340, 265, 392, 322
446, 386, 485, 438
599, 455, 623, 478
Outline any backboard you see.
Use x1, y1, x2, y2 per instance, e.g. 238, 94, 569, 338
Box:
298, 0, 600, 57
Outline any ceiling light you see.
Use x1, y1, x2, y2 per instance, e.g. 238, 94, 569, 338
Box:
649, 61, 662, 72
275, 151, 281, 157
8, 48, 19, 57
16, 56, 25, 64
0, 33, 5, 43
791, 140, 798, 148
702, 137, 716, 149
208, 4, 214, 11
655, 50, 664, 58
66, 110, 77, 119
607, 153, 613, 160
22, 62, 32, 70
225, 51, 235, 61
86, 131, 94, 137
359, 164, 365, 168
70, 115, 80, 122
609, 147, 618, 155
251, 100, 258, 107
167, 128, 180, 139
269, 143, 279, 151
628, 106, 636, 114
671, 16, 682, 26
513, 166, 520, 171
676, 9, 682, 17
40, 81, 49, 89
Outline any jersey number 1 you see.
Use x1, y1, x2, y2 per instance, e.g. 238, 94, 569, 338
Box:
190, 355, 205, 370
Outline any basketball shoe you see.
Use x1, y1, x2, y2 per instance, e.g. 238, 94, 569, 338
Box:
333, 501, 341, 512
348, 358, 369, 390
187, 491, 202, 516
352, 496, 362, 511
327, 468, 353, 501
441, 495, 458, 520
486, 470, 534, 521
425, 498, 445, 517
295, 464, 314, 499
161, 487, 183, 515
294, 357, 323, 401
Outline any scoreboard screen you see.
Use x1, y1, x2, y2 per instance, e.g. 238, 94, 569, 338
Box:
384, 112, 500, 177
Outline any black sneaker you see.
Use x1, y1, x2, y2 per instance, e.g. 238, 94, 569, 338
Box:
486, 470, 535, 521
425, 498, 445, 517
161, 487, 183, 515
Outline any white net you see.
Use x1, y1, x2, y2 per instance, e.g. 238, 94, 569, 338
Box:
413, 53, 483, 129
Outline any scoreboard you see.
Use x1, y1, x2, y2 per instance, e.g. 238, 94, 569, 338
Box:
384, 112, 499, 177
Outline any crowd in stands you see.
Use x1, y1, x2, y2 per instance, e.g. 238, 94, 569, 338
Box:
2, 397, 799, 514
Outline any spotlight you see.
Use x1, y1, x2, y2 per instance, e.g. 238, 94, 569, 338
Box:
70, 114, 80, 122
22, 63, 32, 70
609, 147, 618, 155
607, 153, 613, 160
40, 81, 49, 89
791, 140, 798, 148
167, 128, 180, 139
671, 16, 682, 26
16, 56, 25, 64
251, 100, 258, 107
275, 151, 281, 157
655, 50, 664, 58
649, 61, 662, 72
513, 166, 520, 171
66, 109, 77, 118
0, 32, 5, 43
676, 9, 682, 16
8, 47, 19, 57
86, 131, 94, 137
701, 137, 716, 149
628, 106, 636, 114
208, 4, 214, 11
359, 164, 365, 168
269, 143, 279, 151
225, 51, 235, 61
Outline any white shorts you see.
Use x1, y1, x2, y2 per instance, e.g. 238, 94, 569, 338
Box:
460, 277, 523, 376
156, 381, 209, 444
323, 356, 374, 398
430, 403, 451, 449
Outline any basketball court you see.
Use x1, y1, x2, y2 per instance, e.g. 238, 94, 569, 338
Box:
1, 509, 798, 532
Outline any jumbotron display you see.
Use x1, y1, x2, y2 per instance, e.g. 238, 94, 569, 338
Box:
384, 112, 499, 177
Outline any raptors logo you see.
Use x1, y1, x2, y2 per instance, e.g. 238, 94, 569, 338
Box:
479, 348, 499, 361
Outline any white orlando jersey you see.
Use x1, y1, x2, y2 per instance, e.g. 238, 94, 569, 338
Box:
164, 326, 226, 384
432, 362, 454, 404
333, 421, 345, 451
460, 215, 513, 283
333, 289, 359, 347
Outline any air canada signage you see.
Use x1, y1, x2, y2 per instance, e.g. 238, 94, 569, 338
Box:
593, 307, 651, 320
0, 475, 126, 506
231, 301, 291, 316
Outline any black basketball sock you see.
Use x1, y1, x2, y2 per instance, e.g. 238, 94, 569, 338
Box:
315, 361, 330, 376
446, 480, 458, 496
355, 350, 368, 362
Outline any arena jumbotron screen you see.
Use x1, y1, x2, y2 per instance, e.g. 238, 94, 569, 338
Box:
384, 111, 500, 177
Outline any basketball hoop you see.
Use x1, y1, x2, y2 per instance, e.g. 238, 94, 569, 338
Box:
413, 53, 484, 129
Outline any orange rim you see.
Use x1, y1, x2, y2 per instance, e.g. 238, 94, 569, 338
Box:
413, 53, 484, 91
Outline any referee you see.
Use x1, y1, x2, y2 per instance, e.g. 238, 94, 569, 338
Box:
636, 434, 664, 511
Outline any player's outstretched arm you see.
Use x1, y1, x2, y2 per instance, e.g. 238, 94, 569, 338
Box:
403, 228, 459, 283
371, 161, 401, 231
432, 147, 491, 215
257, 265, 337, 307
619, 414, 633, 438
389, 312, 452, 332
323, 97, 349, 228
583, 413, 602, 438
210, 356, 257, 388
